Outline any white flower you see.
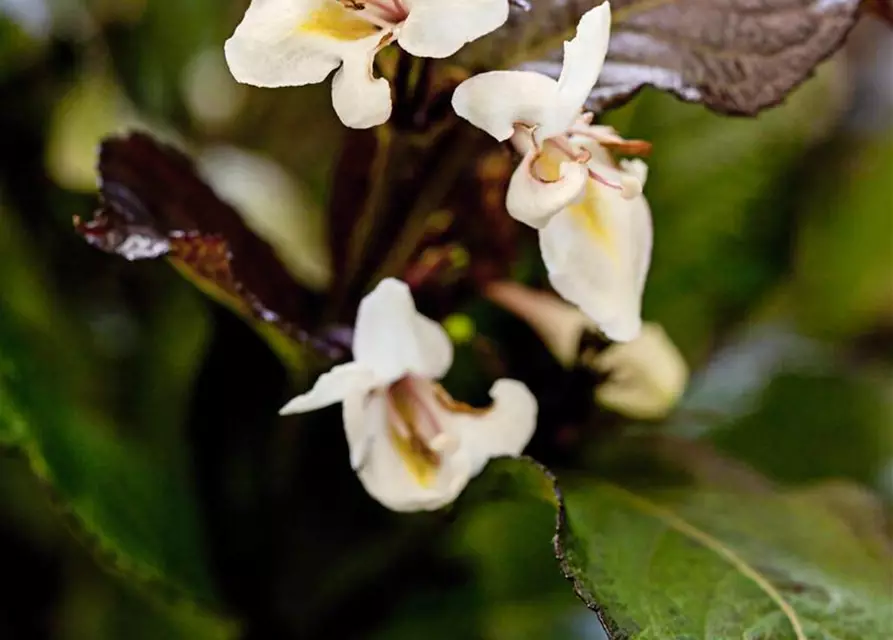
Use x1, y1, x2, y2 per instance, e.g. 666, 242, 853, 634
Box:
225, 0, 509, 129
583, 323, 689, 420
451, 2, 641, 228
451, 2, 652, 341
280, 278, 537, 511
539, 141, 652, 342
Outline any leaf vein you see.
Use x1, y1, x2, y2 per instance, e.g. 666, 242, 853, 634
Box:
602, 484, 808, 640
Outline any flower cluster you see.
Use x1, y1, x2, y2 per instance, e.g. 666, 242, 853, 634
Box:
226, 1, 679, 511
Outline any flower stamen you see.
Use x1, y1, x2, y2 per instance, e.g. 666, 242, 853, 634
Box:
568, 127, 653, 157
546, 133, 642, 200
549, 136, 589, 163
587, 167, 642, 199
348, 0, 407, 25
386, 393, 412, 438
390, 0, 408, 18
387, 376, 449, 464
362, 10, 396, 29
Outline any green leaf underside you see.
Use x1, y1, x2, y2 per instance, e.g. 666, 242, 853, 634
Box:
458, 0, 860, 116
481, 459, 893, 640
0, 308, 218, 607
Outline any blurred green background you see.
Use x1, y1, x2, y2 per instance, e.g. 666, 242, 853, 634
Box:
0, 1, 891, 639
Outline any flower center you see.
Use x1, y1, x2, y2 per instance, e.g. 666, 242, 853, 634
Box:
349, 0, 409, 26
515, 124, 641, 200
385, 376, 458, 485
300, 0, 408, 40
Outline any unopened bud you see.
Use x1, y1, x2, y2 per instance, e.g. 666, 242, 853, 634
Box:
590, 323, 688, 420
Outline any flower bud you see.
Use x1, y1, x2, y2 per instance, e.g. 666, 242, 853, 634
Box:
486, 282, 688, 420
586, 323, 689, 420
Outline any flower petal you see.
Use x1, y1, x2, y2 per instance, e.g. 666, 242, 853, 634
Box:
539, 157, 652, 342
353, 390, 474, 511
436, 379, 537, 476
540, 2, 612, 137
331, 42, 393, 128
342, 386, 376, 470
485, 282, 590, 368
398, 0, 508, 59
224, 0, 343, 87
279, 361, 376, 415
353, 377, 536, 511
353, 278, 453, 384
451, 71, 558, 141
505, 150, 588, 228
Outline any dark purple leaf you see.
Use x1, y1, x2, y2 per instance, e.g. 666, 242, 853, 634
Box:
459, 0, 861, 116
864, 0, 893, 24
75, 131, 312, 341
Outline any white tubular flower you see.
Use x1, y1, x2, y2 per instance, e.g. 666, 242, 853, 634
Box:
280, 278, 537, 511
584, 323, 688, 420
225, 0, 509, 129
539, 145, 652, 342
451, 1, 652, 340
451, 3, 641, 228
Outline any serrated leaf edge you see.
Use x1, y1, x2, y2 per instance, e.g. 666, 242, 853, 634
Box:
551, 478, 809, 640
507, 0, 861, 117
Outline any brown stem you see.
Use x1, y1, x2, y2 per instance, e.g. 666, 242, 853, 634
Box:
371, 125, 482, 284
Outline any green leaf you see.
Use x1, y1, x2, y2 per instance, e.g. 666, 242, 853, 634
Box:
0, 437, 235, 640
612, 63, 845, 360
563, 484, 893, 639
376, 494, 592, 640
711, 369, 892, 488
56, 576, 238, 640
103, 0, 226, 119
0, 214, 224, 609
0, 16, 44, 81
790, 135, 893, 339
671, 324, 892, 489
0, 310, 218, 602
458, 0, 860, 116
484, 458, 893, 639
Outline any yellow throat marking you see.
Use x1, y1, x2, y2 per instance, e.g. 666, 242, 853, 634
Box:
567, 182, 618, 263
299, 3, 380, 40
387, 387, 439, 487
536, 149, 619, 263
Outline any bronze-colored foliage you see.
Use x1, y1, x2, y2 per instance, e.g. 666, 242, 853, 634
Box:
325, 127, 381, 306
324, 123, 504, 320
863, 0, 893, 24
75, 132, 312, 341
460, 0, 861, 115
